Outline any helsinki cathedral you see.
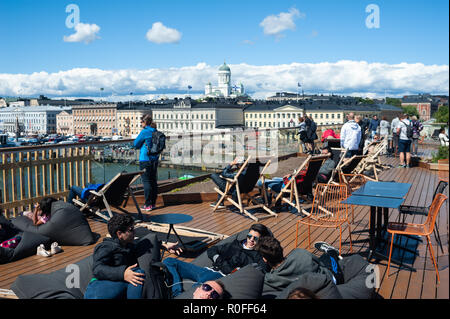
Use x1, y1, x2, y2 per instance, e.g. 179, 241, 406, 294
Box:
204, 62, 245, 98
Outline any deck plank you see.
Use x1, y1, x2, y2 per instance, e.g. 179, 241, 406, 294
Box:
0, 153, 448, 299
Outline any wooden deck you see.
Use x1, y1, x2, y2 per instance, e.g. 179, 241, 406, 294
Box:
1, 153, 448, 299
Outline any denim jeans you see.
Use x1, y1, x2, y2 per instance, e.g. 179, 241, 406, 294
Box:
140, 160, 158, 206
67, 185, 83, 204
84, 268, 145, 299
210, 173, 237, 202
163, 257, 224, 297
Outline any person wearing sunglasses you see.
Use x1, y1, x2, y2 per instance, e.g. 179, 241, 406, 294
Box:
192, 280, 225, 300
84, 214, 181, 299
163, 223, 272, 297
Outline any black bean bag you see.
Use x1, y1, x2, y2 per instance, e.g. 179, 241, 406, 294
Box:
0, 215, 52, 264
11, 201, 99, 246
275, 254, 375, 299
276, 272, 343, 299
173, 229, 265, 299
174, 264, 265, 299
11, 233, 162, 299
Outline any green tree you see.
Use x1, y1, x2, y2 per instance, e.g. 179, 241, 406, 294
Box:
432, 105, 449, 124
385, 98, 402, 107
401, 105, 420, 118
358, 97, 374, 104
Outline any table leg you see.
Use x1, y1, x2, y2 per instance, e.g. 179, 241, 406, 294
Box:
383, 207, 389, 230
376, 207, 383, 244
368, 206, 376, 260
171, 225, 186, 248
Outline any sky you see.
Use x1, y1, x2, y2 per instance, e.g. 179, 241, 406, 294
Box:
0, 0, 448, 100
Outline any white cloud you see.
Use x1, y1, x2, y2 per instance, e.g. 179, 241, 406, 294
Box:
63, 23, 101, 44
260, 8, 304, 38
0, 61, 448, 100
146, 22, 182, 44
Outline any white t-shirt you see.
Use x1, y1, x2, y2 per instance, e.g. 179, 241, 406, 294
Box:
397, 119, 411, 141
391, 117, 400, 135
439, 133, 449, 146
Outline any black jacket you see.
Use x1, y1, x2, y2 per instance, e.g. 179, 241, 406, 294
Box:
92, 237, 150, 281
206, 238, 269, 275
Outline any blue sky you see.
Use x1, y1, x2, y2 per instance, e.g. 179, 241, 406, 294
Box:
0, 0, 448, 98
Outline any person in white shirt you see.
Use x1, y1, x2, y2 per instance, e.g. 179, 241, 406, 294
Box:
397, 114, 412, 168
439, 128, 449, 147
379, 116, 390, 139
391, 116, 400, 156
340, 113, 362, 158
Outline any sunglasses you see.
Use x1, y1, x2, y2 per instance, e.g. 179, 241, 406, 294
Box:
246, 234, 259, 242
201, 283, 221, 299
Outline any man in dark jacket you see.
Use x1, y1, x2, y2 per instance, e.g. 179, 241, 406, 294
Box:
317, 146, 336, 183
163, 224, 271, 297
84, 214, 181, 299
369, 115, 380, 139
209, 157, 261, 209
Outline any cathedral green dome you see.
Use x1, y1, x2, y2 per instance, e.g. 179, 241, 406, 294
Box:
219, 62, 230, 72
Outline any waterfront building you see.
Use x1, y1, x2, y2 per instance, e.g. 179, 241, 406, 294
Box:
72, 103, 117, 136
244, 103, 303, 129
117, 106, 152, 138
152, 97, 244, 136
56, 110, 73, 136
401, 94, 439, 121
0, 105, 70, 135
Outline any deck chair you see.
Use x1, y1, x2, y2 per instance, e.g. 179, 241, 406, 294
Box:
295, 183, 353, 255
73, 171, 144, 221
357, 139, 389, 180
326, 148, 347, 186
212, 157, 276, 222
270, 154, 330, 215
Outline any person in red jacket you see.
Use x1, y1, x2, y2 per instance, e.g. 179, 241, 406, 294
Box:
321, 129, 340, 143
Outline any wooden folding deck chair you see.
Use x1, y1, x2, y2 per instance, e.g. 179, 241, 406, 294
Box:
212, 156, 276, 222
270, 154, 330, 216
356, 138, 389, 180
334, 154, 379, 183
73, 170, 144, 221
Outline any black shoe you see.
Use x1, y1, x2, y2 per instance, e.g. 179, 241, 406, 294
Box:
314, 241, 342, 259
210, 201, 225, 209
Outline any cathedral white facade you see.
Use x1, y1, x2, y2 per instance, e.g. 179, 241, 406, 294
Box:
204, 62, 245, 98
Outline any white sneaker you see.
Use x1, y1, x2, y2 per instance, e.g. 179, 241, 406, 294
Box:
36, 244, 51, 257
50, 242, 63, 255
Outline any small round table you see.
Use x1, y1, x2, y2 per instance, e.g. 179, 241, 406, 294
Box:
149, 214, 193, 249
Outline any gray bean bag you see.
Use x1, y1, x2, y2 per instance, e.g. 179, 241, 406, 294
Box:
11, 201, 99, 246
1, 215, 52, 264
173, 229, 265, 299
175, 264, 265, 299
11, 233, 162, 299
275, 254, 375, 299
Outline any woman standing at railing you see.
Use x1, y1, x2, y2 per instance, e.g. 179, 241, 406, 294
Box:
133, 115, 159, 212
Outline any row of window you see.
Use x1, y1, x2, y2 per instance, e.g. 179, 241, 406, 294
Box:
245, 121, 339, 128
154, 113, 215, 120
245, 112, 341, 120
74, 109, 115, 114
155, 121, 215, 130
